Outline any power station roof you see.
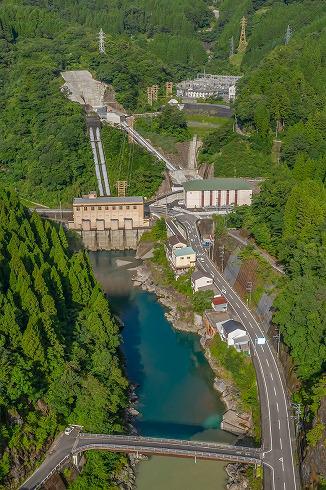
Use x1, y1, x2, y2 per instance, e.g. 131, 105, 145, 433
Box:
183, 178, 252, 192
74, 196, 143, 204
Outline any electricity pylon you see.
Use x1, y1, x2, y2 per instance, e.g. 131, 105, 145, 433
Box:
237, 17, 248, 53
98, 28, 106, 54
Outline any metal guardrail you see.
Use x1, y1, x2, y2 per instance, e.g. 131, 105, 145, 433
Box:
32, 455, 70, 490
74, 443, 261, 465
78, 433, 260, 455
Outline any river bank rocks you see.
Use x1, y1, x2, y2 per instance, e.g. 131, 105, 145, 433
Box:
225, 463, 250, 489
131, 261, 253, 437
130, 259, 255, 490
132, 262, 198, 333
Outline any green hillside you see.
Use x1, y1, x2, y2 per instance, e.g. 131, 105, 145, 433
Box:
205, 2, 326, 476
0, 189, 128, 488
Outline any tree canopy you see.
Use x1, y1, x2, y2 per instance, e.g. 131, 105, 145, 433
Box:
0, 189, 128, 487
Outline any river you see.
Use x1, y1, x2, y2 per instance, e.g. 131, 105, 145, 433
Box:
89, 251, 236, 489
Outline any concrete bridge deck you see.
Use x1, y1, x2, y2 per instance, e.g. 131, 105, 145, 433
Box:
20, 431, 261, 489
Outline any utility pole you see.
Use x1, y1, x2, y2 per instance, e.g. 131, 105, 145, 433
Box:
291, 403, 302, 434
98, 28, 106, 54
285, 25, 292, 45
237, 17, 248, 53
273, 327, 281, 356
246, 281, 253, 306
229, 36, 234, 57
219, 245, 225, 273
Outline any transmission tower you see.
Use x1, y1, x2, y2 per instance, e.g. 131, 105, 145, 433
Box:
116, 181, 128, 197
285, 25, 292, 45
237, 16, 248, 53
98, 28, 106, 54
229, 36, 234, 57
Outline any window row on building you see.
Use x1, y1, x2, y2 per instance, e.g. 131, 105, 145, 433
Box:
76, 205, 139, 211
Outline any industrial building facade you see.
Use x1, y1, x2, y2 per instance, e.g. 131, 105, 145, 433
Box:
176, 73, 241, 101
69, 193, 149, 231
183, 179, 253, 210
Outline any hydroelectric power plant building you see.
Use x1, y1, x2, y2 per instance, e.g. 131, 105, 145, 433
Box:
176, 73, 241, 101
69, 193, 149, 231
183, 178, 253, 210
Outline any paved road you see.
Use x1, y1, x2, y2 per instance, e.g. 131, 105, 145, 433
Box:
20, 428, 79, 490
20, 432, 260, 489
165, 213, 300, 490
75, 434, 260, 462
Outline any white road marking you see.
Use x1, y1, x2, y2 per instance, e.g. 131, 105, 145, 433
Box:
270, 373, 274, 382
280, 438, 283, 450
278, 420, 281, 430
276, 402, 279, 412
179, 219, 298, 490
273, 386, 277, 397
266, 358, 270, 368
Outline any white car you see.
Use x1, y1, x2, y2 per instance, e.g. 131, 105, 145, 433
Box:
64, 426, 74, 436
221, 288, 226, 295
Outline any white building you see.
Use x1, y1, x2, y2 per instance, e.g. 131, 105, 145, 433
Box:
191, 270, 213, 292
228, 85, 236, 101
171, 246, 196, 270
211, 296, 228, 312
218, 319, 246, 345
183, 178, 253, 210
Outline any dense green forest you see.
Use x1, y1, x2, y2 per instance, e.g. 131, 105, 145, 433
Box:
1, 0, 326, 485
0, 0, 211, 206
206, 0, 326, 467
0, 189, 128, 488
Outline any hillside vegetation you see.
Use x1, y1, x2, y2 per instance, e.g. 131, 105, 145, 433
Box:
0, 190, 128, 488
0, 1, 203, 206
204, 1, 326, 478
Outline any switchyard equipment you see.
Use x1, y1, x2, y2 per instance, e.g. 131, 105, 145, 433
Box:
176, 74, 241, 101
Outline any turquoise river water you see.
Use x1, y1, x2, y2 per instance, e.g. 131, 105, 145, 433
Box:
89, 251, 235, 489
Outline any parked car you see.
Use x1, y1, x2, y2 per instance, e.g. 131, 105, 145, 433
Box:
65, 426, 73, 436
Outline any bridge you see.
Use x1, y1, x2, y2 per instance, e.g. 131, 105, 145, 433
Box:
20, 430, 261, 489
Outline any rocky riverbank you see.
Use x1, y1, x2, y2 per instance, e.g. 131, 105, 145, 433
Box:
131, 260, 253, 488
132, 261, 253, 437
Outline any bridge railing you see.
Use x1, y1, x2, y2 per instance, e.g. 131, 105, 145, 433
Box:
78, 434, 260, 455
73, 443, 261, 464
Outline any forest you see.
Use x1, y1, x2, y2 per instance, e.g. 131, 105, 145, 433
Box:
0, 189, 129, 488
206, 0, 326, 469
0, 0, 325, 485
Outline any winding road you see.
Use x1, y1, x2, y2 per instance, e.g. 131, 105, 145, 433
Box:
164, 212, 300, 490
